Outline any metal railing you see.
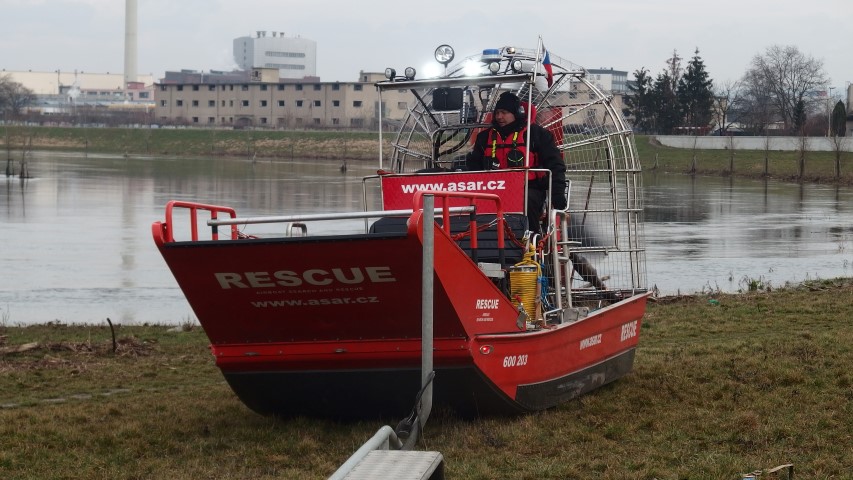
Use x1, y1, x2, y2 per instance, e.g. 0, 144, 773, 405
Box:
163, 200, 237, 242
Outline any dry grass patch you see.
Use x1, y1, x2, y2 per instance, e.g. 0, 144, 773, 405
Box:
1, 280, 852, 478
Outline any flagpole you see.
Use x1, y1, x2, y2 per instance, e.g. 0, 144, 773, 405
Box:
534, 36, 544, 77
525, 37, 543, 169
526, 37, 544, 166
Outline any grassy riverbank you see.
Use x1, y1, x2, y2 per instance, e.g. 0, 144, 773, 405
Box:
2, 125, 380, 160
2, 279, 852, 479
3, 125, 851, 183
635, 137, 853, 185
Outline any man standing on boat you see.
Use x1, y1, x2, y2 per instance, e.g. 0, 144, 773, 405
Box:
467, 91, 607, 291
466, 91, 567, 235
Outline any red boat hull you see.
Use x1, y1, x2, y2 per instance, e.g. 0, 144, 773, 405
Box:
153, 206, 648, 419
219, 348, 637, 419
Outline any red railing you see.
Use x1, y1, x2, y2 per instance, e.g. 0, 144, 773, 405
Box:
412, 190, 506, 260
163, 200, 238, 242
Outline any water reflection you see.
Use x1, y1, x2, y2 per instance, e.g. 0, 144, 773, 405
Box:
0, 152, 381, 325
0, 152, 851, 325
644, 172, 853, 294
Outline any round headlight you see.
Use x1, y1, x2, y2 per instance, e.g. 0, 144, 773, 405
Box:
488, 61, 500, 74
384, 68, 396, 80
511, 59, 523, 73
434, 44, 455, 65
404, 67, 416, 80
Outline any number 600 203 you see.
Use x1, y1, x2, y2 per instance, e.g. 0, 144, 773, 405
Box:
502, 354, 528, 368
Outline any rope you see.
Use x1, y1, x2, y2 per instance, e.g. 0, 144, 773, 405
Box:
448, 218, 528, 250
510, 245, 542, 321
539, 273, 553, 310
450, 219, 497, 241
504, 221, 528, 249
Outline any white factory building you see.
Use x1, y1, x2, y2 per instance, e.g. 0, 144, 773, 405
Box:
233, 31, 317, 80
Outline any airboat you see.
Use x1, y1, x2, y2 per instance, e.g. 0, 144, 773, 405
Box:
152, 42, 649, 422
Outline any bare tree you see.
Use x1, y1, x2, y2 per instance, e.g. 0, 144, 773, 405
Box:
744, 45, 829, 133
20, 133, 33, 179
4, 127, 13, 176
0, 75, 36, 118
712, 79, 741, 135
727, 134, 736, 174
829, 131, 848, 179
689, 135, 699, 174
762, 134, 772, 176
797, 128, 809, 179
737, 68, 775, 135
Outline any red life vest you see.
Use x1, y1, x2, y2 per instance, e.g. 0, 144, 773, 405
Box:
484, 127, 546, 180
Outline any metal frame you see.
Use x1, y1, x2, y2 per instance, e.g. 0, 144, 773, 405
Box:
373, 43, 647, 305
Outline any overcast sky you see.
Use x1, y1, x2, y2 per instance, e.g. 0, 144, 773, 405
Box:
1, 0, 849, 95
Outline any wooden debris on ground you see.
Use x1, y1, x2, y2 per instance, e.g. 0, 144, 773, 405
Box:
0, 342, 40, 355
0, 337, 154, 357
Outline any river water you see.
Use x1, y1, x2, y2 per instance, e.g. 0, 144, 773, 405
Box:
2, 151, 851, 325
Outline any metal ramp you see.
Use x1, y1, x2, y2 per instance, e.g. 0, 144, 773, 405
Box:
329, 197, 444, 480
339, 451, 444, 480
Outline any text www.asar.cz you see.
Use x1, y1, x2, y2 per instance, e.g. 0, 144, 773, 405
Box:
251, 297, 379, 307
400, 180, 506, 193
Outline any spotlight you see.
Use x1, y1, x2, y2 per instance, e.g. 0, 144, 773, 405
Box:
384, 68, 396, 80
434, 44, 455, 66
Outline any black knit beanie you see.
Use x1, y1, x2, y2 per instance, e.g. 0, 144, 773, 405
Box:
494, 92, 521, 115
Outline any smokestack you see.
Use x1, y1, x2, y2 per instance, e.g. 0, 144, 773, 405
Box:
124, 0, 138, 85
847, 84, 853, 115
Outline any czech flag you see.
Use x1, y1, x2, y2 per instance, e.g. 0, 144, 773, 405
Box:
542, 47, 553, 87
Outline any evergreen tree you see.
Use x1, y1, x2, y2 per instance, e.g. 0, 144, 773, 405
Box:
677, 48, 715, 129
624, 67, 655, 133
625, 48, 716, 134
831, 100, 847, 137
665, 50, 682, 91
651, 70, 681, 134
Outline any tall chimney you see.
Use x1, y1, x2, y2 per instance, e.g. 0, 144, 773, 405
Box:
124, 0, 138, 85
847, 84, 853, 115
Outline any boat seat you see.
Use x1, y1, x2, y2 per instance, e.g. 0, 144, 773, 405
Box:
370, 214, 528, 266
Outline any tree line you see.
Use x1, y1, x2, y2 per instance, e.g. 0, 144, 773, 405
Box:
0, 75, 36, 119
2, 46, 846, 138
623, 44, 844, 137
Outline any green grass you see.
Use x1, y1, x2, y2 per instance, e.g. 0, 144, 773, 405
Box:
2, 279, 852, 479
2, 125, 379, 160
635, 135, 853, 184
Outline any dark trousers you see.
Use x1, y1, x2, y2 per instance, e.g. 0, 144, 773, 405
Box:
526, 187, 547, 235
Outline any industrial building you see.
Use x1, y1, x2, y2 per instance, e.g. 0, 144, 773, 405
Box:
2, 70, 155, 117
153, 69, 411, 129
233, 31, 317, 80
5, 0, 638, 131
585, 68, 629, 94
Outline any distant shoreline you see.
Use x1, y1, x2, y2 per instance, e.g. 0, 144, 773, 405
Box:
2, 125, 382, 161
3, 126, 852, 184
